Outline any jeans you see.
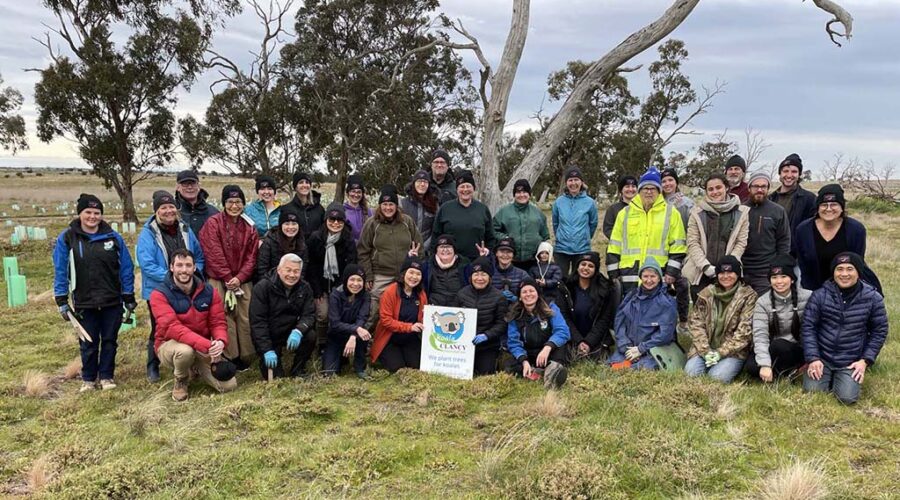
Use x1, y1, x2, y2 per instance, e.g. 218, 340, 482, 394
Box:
323, 335, 369, 375
684, 355, 744, 383
147, 301, 160, 371
803, 362, 861, 405
78, 305, 123, 381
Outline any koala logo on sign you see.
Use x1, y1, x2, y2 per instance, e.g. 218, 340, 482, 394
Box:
429, 311, 468, 351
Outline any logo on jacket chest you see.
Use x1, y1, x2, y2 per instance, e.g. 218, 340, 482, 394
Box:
104, 240, 115, 251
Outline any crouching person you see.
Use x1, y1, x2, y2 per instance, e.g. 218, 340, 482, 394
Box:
250, 253, 317, 379
456, 256, 509, 376
505, 279, 571, 389
323, 264, 372, 379
802, 252, 888, 404
150, 249, 237, 401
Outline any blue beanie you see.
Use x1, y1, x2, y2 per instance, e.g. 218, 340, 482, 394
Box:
638, 166, 662, 191
638, 257, 663, 278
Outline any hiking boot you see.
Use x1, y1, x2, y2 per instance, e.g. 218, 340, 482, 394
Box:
99, 379, 117, 390
232, 358, 251, 372
172, 377, 189, 402
147, 363, 160, 383
356, 371, 372, 381
543, 362, 568, 390
79, 380, 97, 393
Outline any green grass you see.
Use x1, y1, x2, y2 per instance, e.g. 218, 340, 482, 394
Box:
1, 176, 899, 497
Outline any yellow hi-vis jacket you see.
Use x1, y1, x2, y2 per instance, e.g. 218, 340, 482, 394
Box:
606, 193, 687, 285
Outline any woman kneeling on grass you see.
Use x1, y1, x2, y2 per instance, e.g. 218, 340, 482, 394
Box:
801, 252, 888, 404
746, 254, 810, 382
685, 256, 757, 383
371, 257, 428, 373
505, 278, 571, 389
323, 264, 372, 379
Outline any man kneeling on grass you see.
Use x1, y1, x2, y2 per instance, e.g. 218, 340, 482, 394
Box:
150, 249, 237, 401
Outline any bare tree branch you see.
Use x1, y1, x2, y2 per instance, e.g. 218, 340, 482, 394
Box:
809, 0, 853, 47
655, 80, 727, 156
742, 126, 771, 168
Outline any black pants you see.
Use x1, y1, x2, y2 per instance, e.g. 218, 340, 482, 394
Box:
553, 252, 578, 281
147, 301, 160, 370
671, 276, 690, 323
744, 271, 771, 297
78, 305, 123, 381
257, 329, 318, 379
690, 275, 715, 304
744, 339, 805, 378
378, 333, 421, 373
474, 346, 500, 376
504, 345, 568, 375
323, 334, 368, 375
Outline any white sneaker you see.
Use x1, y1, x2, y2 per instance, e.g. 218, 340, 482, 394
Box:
80, 381, 96, 393
99, 379, 117, 390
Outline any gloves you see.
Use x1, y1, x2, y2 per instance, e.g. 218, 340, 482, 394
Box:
625, 346, 641, 361
58, 303, 72, 322
287, 329, 303, 351
473, 334, 488, 345
224, 290, 237, 311
704, 350, 721, 367
501, 290, 517, 302
123, 294, 137, 320
263, 350, 278, 369
704, 266, 716, 279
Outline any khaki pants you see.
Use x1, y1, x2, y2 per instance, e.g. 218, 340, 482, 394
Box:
157, 340, 237, 392
365, 274, 397, 330
209, 279, 255, 363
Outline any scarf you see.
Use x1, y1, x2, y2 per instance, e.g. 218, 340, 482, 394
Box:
699, 194, 739, 214
709, 284, 739, 349
435, 254, 458, 270
323, 231, 342, 282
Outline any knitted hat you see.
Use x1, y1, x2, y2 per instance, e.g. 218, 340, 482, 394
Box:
434, 234, 455, 248
725, 155, 747, 172
638, 256, 663, 278
176, 170, 199, 184
432, 149, 451, 165
470, 256, 494, 276
341, 263, 366, 291
346, 174, 364, 192
660, 168, 679, 185
495, 237, 515, 254
617, 175, 638, 192
325, 202, 346, 221
255, 175, 276, 192
221, 185, 245, 206
779, 153, 803, 174
576, 252, 601, 270
456, 170, 476, 188
816, 184, 845, 211
513, 179, 532, 194
564, 166, 583, 181
292, 171, 312, 189
748, 171, 771, 186
210, 359, 237, 382
518, 277, 542, 298
400, 256, 424, 276
412, 169, 430, 182
152, 190, 176, 212
76, 193, 103, 214
278, 207, 300, 226
716, 255, 743, 278
830, 252, 864, 276
768, 254, 797, 282
638, 166, 662, 191
378, 185, 399, 205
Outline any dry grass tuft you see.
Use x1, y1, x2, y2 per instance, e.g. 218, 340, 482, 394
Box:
414, 389, 431, 407
61, 357, 82, 380
534, 390, 568, 418
125, 393, 168, 437
714, 394, 738, 421
477, 419, 545, 483
758, 460, 828, 500
26, 455, 53, 493
23, 370, 52, 397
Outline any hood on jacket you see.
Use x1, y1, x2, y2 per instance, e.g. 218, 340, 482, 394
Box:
69, 218, 116, 240
535, 241, 554, 262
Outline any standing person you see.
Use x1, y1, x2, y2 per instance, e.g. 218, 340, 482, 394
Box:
150, 249, 237, 401
249, 254, 317, 379
307, 203, 359, 345
136, 190, 205, 383
742, 171, 790, 295
602, 174, 638, 240
371, 257, 428, 373
769, 153, 816, 237
552, 166, 599, 279
285, 171, 325, 241
358, 185, 423, 329
199, 185, 260, 369
400, 170, 441, 251
528, 241, 563, 305
244, 175, 281, 238
746, 255, 811, 382
431, 170, 496, 261
457, 257, 509, 376
606, 166, 687, 295
174, 169, 219, 237
505, 279, 571, 389
660, 167, 693, 330
53, 194, 136, 392
422, 234, 470, 307
492, 179, 551, 270
684, 256, 757, 383
684, 173, 750, 302
323, 264, 372, 379
607, 258, 676, 370
724, 155, 750, 203
428, 148, 457, 202
792, 184, 866, 291
343, 175, 373, 244
256, 207, 309, 281
492, 237, 530, 302
556, 252, 615, 360
802, 253, 888, 404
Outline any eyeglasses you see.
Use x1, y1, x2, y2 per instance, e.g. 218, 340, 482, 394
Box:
820, 202, 841, 210
749, 185, 769, 191
225, 200, 243, 206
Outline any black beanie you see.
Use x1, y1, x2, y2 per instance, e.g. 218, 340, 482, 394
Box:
725, 155, 747, 172
768, 254, 797, 282
432, 149, 451, 165
518, 277, 542, 298
255, 175, 276, 192
341, 263, 366, 290
77, 193, 104, 214
434, 234, 455, 248
716, 255, 743, 278
661, 168, 679, 185
495, 237, 515, 255
779, 153, 803, 174
152, 190, 176, 212
400, 256, 424, 276
513, 179, 532, 194
278, 207, 300, 226
617, 175, 638, 193
470, 256, 494, 276
210, 359, 237, 382
325, 202, 346, 221
456, 170, 476, 188
221, 185, 245, 206
564, 166, 583, 181
830, 252, 865, 277
816, 184, 845, 211
346, 174, 365, 192
378, 185, 399, 205
412, 169, 430, 182
292, 171, 312, 189
575, 252, 601, 270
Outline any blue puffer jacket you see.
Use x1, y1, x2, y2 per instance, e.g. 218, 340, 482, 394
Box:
613, 283, 676, 356
801, 280, 888, 367
552, 189, 598, 255
507, 302, 571, 361
136, 216, 205, 300
244, 199, 281, 238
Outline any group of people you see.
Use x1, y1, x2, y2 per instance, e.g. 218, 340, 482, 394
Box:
51, 149, 888, 404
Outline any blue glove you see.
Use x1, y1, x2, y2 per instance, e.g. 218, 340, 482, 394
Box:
502, 290, 517, 302
58, 303, 72, 322
473, 334, 488, 345
263, 350, 278, 369
287, 329, 303, 350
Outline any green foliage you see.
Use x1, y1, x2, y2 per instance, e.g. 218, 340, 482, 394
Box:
679, 137, 738, 188
0, 74, 27, 154
848, 196, 900, 215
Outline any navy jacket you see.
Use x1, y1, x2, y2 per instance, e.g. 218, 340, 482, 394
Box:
613, 283, 676, 356
801, 281, 888, 367
769, 186, 816, 237
326, 286, 371, 341
53, 220, 135, 309
791, 217, 866, 291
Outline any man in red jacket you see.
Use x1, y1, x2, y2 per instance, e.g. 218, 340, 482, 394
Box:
199, 185, 260, 369
150, 249, 237, 401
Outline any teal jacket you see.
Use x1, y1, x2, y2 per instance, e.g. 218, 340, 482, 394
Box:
492, 201, 550, 261
244, 199, 281, 238
552, 189, 598, 255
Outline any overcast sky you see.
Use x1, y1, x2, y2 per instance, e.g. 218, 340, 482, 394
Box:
1, 0, 898, 177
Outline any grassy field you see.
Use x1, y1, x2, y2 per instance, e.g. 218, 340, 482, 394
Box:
0, 173, 898, 498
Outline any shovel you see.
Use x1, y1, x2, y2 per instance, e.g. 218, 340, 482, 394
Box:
68, 315, 93, 343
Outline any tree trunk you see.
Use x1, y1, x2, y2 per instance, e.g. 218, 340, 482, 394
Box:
334, 137, 350, 204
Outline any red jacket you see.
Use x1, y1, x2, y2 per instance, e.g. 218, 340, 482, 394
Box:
150, 276, 228, 354
729, 181, 750, 204
371, 282, 428, 362
199, 212, 259, 283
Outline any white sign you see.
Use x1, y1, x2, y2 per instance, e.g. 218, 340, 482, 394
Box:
420, 305, 477, 380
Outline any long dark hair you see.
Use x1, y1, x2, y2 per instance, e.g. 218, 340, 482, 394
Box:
768, 283, 801, 341
277, 228, 305, 255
